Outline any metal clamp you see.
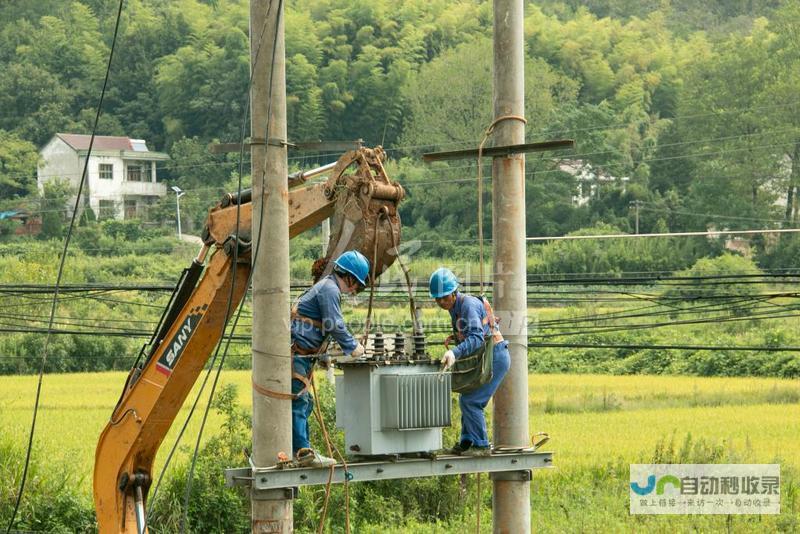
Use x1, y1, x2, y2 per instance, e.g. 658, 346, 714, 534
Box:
267, 137, 296, 148
251, 487, 298, 501
489, 469, 532, 482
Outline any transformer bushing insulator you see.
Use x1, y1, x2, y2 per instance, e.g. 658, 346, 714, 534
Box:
413, 332, 426, 357
373, 331, 385, 360
393, 332, 405, 359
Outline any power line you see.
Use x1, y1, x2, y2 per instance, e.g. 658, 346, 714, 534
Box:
534, 308, 800, 339
530, 341, 800, 352
636, 204, 789, 224
535, 294, 793, 327
5, 274, 800, 298
9, 123, 800, 194
4, 1, 126, 532
526, 227, 800, 242
384, 100, 800, 155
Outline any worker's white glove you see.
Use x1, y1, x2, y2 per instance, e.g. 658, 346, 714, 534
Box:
350, 342, 366, 358
440, 350, 456, 370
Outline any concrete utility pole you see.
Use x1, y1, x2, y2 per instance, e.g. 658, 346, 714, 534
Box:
631, 200, 640, 234
321, 218, 330, 256
491, 0, 531, 533
250, 0, 292, 532
171, 186, 184, 239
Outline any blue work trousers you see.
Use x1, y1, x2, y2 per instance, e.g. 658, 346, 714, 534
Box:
458, 340, 510, 447
291, 355, 315, 454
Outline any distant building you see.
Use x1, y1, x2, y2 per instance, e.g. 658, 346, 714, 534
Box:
37, 133, 170, 220
0, 209, 41, 236
558, 159, 629, 206
724, 236, 753, 257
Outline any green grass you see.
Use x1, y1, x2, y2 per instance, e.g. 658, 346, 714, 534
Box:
531, 373, 800, 414
2, 372, 798, 485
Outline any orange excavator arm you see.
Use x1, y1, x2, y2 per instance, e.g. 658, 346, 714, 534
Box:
93, 147, 403, 533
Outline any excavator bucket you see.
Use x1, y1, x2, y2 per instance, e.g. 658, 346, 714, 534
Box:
206, 146, 404, 284
312, 147, 404, 283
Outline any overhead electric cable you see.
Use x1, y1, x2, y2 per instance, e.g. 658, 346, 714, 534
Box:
4, 1, 126, 532
526, 228, 800, 242
530, 341, 800, 352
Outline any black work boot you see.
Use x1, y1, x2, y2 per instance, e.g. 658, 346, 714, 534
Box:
449, 440, 473, 455
460, 446, 491, 457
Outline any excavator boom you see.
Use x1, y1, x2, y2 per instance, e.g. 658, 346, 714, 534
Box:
93, 147, 403, 533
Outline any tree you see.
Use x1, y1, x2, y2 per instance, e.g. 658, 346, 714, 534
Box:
154, 26, 249, 143
165, 136, 238, 230
677, 20, 784, 226
0, 63, 76, 146
0, 130, 39, 197
101, 0, 192, 147
286, 54, 325, 142
399, 37, 576, 150
761, 3, 800, 225
39, 179, 72, 240
14, 4, 108, 109
661, 254, 763, 316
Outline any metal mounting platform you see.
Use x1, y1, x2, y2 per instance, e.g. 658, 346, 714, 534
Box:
226, 451, 552, 491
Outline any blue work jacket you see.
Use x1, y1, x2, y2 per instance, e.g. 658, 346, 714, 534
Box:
291, 274, 358, 354
448, 292, 492, 359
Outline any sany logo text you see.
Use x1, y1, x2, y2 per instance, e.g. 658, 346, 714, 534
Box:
165, 320, 193, 365
156, 312, 201, 376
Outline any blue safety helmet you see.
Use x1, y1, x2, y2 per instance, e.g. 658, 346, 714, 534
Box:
429, 267, 459, 298
333, 250, 370, 287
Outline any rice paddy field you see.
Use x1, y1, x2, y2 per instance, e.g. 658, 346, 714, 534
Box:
1, 371, 798, 531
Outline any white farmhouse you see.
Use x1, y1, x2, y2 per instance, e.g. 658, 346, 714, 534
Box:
558, 159, 629, 206
37, 133, 170, 220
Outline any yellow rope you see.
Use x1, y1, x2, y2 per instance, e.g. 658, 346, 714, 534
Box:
361, 210, 386, 345
388, 215, 420, 332
310, 373, 351, 534
476, 472, 482, 533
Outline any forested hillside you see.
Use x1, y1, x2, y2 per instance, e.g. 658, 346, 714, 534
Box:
1, 0, 800, 263
4, 6, 800, 533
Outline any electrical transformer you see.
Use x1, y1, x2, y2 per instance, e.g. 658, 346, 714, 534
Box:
335, 361, 452, 456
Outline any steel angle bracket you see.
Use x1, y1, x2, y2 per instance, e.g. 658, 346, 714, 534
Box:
225, 451, 552, 491
422, 140, 575, 162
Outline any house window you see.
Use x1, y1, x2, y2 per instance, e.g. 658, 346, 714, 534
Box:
124, 199, 137, 219
99, 200, 116, 220
99, 163, 114, 180
127, 163, 144, 182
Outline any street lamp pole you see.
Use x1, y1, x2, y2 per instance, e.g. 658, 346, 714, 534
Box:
171, 186, 185, 240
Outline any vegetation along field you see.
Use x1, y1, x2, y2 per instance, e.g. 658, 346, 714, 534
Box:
1, 372, 798, 532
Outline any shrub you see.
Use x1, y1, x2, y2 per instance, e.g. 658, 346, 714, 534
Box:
0, 435, 96, 533
148, 384, 251, 533
529, 223, 708, 277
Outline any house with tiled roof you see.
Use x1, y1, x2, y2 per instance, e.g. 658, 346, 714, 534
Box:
557, 159, 631, 207
37, 133, 169, 220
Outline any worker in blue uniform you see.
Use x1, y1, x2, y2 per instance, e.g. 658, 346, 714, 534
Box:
429, 267, 510, 456
290, 250, 369, 467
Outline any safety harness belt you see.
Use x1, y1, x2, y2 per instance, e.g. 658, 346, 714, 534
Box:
254, 307, 326, 400
445, 294, 503, 349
